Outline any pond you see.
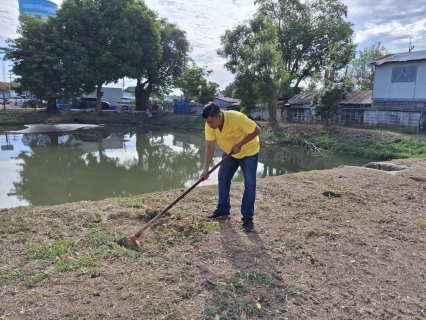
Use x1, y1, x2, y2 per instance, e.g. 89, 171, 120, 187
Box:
0, 124, 375, 209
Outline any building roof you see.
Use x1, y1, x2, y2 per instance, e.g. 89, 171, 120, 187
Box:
368, 50, 426, 66
341, 90, 372, 105
0, 82, 20, 93
285, 90, 371, 106
213, 96, 239, 103
287, 92, 314, 105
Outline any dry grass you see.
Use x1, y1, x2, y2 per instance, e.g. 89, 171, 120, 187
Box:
1, 158, 426, 319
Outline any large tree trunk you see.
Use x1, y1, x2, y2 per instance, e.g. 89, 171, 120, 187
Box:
45, 97, 58, 112
267, 101, 278, 125
96, 85, 103, 114
135, 79, 152, 111
321, 115, 329, 126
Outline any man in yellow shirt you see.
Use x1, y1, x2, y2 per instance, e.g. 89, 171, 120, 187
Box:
201, 102, 261, 232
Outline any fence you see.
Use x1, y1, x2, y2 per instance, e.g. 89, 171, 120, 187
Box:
278, 107, 425, 134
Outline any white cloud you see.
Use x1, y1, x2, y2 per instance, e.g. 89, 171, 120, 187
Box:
343, 0, 426, 53
1, 0, 426, 87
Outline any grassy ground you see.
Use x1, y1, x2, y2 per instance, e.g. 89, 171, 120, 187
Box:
1, 110, 426, 319
1, 158, 425, 319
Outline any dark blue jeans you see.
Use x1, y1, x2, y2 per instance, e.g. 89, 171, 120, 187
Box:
217, 152, 258, 219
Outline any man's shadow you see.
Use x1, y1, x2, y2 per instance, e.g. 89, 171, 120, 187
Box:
218, 218, 282, 282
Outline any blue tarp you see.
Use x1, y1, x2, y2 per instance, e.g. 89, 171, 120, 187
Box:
173, 99, 190, 114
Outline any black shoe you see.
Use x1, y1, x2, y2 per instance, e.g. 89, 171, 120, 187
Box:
242, 218, 254, 232
207, 209, 229, 219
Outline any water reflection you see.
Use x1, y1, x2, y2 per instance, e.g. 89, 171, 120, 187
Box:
0, 125, 374, 208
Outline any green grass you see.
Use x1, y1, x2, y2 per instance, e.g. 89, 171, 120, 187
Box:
0, 110, 20, 124
260, 130, 288, 142
312, 134, 426, 159
154, 116, 205, 131
0, 222, 138, 288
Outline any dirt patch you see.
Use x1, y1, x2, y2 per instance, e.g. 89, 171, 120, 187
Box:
1, 156, 426, 319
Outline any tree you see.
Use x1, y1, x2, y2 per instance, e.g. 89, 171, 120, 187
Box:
2, 14, 74, 111
56, 0, 161, 113
348, 41, 390, 90
124, 87, 136, 94
133, 18, 190, 111
176, 61, 219, 104
311, 77, 353, 126
219, 0, 355, 122
218, 15, 289, 122
255, 0, 356, 89
221, 82, 236, 98
199, 81, 220, 105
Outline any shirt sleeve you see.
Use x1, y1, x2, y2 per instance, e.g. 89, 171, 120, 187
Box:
204, 122, 216, 141
239, 113, 256, 134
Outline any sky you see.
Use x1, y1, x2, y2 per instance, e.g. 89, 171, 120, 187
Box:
1, 0, 426, 91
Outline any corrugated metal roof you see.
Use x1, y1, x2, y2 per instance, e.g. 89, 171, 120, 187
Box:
213, 96, 239, 103
0, 82, 20, 92
341, 91, 372, 105
368, 50, 426, 66
284, 90, 371, 105
287, 92, 314, 105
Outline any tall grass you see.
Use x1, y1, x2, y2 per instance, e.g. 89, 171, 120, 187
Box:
313, 134, 426, 160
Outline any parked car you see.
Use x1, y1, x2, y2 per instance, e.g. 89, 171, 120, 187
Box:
22, 99, 45, 108
79, 98, 110, 110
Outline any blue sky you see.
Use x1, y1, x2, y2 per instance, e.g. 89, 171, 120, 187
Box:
1, 0, 425, 91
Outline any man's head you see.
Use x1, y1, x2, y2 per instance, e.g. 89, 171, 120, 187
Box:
202, 102, 223, 129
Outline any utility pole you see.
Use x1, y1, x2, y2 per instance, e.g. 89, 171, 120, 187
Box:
409, 37, 414, 52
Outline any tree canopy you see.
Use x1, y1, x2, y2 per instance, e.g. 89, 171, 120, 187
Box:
221, 83, 236, 98
255, 0, 356, 88
56, 0, 161, 113
348, 41, 390, 91
176, 61, 219, 104
134, 18, 190, 110
311, 77, 353, 126
218, 14, 289, 122
3, 0, 162, 112
218, 0, 355, 122
2, 14, 73, 111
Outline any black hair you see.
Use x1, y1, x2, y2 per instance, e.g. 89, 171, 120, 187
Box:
201, 102, 221, 119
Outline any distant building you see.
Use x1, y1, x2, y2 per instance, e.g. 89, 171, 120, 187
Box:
18, 0, 58, 18
0, 82, 20, 99
368, 50, 426, 111
213, 96, 240, 110
340, 91, 372, 108
285, 92, 314, 109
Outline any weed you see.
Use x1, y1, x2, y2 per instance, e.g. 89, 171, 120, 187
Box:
312, 133, 426, 159
376, 217, 398, 224
319, 229, 334, 237
117, 196, 146, 208
317, 201, 326, 209
26, 238, 74, 261
245, 270, 275, 287
260, 130, 288, 142
200, 249, 215, 258
305, 228, 318, 236
417, 221, 426, 229
280, 238, 303, 251
282, 282, 306, 297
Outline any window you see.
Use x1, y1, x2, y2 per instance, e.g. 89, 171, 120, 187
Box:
391, 65, 418, 82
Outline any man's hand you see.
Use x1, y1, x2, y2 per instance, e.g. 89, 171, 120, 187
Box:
200, 169, 209, 180
231, 144, 242, 155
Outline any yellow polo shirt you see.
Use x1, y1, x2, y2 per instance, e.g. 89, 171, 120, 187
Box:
205, 110, 260, 159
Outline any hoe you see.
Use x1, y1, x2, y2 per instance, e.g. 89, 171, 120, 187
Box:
117, 153, 232, 250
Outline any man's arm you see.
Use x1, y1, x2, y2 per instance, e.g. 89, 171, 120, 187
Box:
201, 140, 216, 180
232, 124, 261, 155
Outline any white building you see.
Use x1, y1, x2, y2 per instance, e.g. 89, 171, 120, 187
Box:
84, 87, 123, 106
369, 50, 426, 110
